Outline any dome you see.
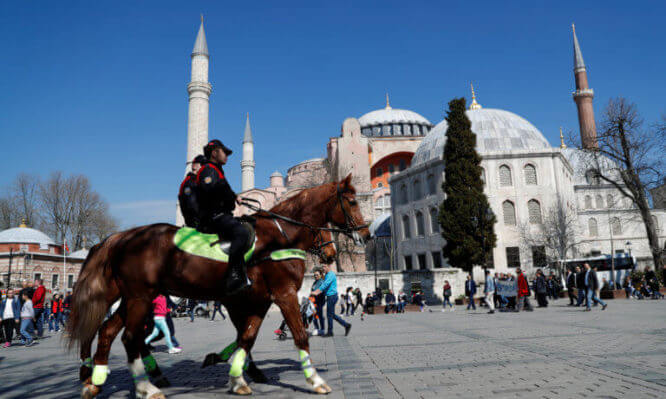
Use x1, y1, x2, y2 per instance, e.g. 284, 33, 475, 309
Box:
358, 108, 431, 128
270, 170, 283, 177
0, 226, 56, 246
411, 108, 551, 166
69, 248, 90, 259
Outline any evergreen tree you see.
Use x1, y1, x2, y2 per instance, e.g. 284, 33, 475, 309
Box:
439, 98, 497, 273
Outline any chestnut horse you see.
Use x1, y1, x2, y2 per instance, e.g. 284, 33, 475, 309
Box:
67, 175, 370, 398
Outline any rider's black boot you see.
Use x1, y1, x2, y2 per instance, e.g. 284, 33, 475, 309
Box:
226, 256, 251, 295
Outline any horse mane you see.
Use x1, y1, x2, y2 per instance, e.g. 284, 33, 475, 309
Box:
268, 181, 336, 218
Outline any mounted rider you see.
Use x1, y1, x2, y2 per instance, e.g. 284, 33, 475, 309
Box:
178, 154, 207, 229
195, 139, 251, 295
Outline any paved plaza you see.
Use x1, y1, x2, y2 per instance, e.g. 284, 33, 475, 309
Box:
1, 300, 665, 398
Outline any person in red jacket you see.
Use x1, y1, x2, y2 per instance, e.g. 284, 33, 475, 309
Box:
31, 279, 46, 337
516, 269, 533, 312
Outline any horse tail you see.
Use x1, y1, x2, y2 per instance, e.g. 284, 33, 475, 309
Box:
66, 234, 119, 352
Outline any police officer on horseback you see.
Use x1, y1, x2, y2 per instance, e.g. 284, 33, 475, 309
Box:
196, 139, 251, 295
178, 154, 207, 229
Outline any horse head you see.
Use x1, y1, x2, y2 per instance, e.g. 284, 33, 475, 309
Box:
327, 174, 371, 245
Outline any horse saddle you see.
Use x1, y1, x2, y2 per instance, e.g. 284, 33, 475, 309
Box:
173, 224, 256, 263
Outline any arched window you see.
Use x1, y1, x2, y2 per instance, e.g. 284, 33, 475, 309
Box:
595, 195, 604, 209
585, 195, 592, 209
524, 164, 537, 185
427, 174, 436, 196
400, 184, 407, 204
415, 211, 425, 236
413, 179, 422, 200
588, 218, 598, 237
499, 165, 512, 187
402, 215, 411, 239
392, 124, 402, 135
527, 199, 542, 224
382, 125, 391, 136
503, 200, 516, 225
607, 194, 614, 208
480, 168, 486, 186
430, 207, 440, 233
611, 217, 622, 235
403, 124, 411, 136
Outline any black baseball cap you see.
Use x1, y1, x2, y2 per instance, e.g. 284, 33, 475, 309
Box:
189, 154, 208, 165
204, 139, 233, 158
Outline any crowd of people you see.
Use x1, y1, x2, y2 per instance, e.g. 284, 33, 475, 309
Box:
0, 279, 72, 348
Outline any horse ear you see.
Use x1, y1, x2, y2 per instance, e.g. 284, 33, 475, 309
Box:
339, 173, 352, 191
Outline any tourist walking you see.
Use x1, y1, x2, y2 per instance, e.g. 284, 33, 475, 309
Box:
345, 287, 354, 316
484, 270, 495, 314
144, 295, 181, 353
516, 268, 533, 311
566, 269, 576, 305
31, 279, 46, 337
583, 263, 607, 311
535, 270, 548, 307
311, 263, 351, 337
465, 275, 476, 310
442, 281, 453, 311
0, 289, 21, 347
575, 266, 586, 306
210, 301, 226, 321
311, 268, 325, 333
48, 294, 63, 332
19, 292, 35, 346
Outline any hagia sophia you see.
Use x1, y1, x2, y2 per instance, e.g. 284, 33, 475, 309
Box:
177, 19, 665, 299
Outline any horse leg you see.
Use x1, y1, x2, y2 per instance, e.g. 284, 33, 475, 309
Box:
274, 290, 331, 394
121, 298, 165, 399
81, 302, 126, 398
227, 309, 269, 395
140, 343, 171, 388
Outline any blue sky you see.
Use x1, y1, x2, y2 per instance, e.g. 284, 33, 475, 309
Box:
1, 1, 664, 228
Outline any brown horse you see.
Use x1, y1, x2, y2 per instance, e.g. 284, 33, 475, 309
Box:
67, 175, 370, 398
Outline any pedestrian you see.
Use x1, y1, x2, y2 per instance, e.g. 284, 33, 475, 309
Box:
566, 268, 576, 305
210, 300, 226, 321
396, 290, 407, 313
442, 281, 453, 311
575, 266, 586, 306
384, 290, 396, 313
339, 293, 347, 315
483, 270, 495, 314
144, 295, 181, 354
187, 299, 196, 322
62, 291, 72, 326
31, 279, 46, 338
19, 292, 36, 346
311, 263, 351, 337
345, 287, 354, 316
465, 275, 476, 310
352, 288, 362, 315
48, 294, 63, 332
583, 263, 607, 311
547, 273, 559, 300
493, 273, 501, 308
311, 268, 326, 333
516, 268, 533, 311
1, 289, 21, 347
535, 269, 548, 307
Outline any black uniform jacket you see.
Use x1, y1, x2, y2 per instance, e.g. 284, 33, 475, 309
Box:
195, 162, 237, 223
178, 172, 201, 228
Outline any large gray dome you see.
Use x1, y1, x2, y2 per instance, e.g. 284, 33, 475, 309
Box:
358, 105, 432, 138
0, 226, 55, 246
411, 108, 551, 166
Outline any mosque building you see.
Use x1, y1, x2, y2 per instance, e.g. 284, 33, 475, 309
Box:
177, 20, 665, 299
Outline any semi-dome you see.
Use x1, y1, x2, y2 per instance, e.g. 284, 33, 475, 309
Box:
0, 225, 56, 246
411, 108, 551, 166
358, 97, 432, 138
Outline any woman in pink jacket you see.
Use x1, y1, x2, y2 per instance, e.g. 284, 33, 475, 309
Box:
144, 295, 181, 354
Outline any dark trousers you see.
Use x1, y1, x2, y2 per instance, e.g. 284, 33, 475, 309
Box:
536, 293, 548, 307
207, 213, 249, 266
2, 319, 16, 343
326, 295, 349, 334
211, 305, 225, 320
33, 308, 44, 337
568, 288, 575, 304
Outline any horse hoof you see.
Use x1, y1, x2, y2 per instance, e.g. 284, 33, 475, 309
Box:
81, 384, 100, 399
230, 376, 252, 395
148, 393, 167, 399
313, 383, 332, 394
234, 385, 252, 395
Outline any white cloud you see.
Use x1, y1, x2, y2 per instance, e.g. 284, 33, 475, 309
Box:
110, 200, 176, 228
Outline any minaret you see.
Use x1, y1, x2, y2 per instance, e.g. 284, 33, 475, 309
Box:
241, 113, 255, 192
571, 24, 597, 149
187, 15, 212, 164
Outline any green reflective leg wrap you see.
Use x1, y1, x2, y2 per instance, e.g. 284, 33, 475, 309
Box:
299, 350, 315, 378
91, 365, 110, 386
142, 354, 157, 373
218, 341, 238, 362
229, 348, 247, 378
81, 357, 93, 368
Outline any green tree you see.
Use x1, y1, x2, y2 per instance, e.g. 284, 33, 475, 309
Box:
439, 98, 497, 273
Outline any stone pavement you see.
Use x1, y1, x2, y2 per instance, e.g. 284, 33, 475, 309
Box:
1, 300, 665, 398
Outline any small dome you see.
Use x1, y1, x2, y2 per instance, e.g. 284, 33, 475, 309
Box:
270, 170, 283, 177
69, 248, 90, 259
358, 108, 432, 128
0, 226, 56, 246
411, 108, 551, 166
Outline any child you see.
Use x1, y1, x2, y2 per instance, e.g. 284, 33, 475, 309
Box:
144, 295, 181, 354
